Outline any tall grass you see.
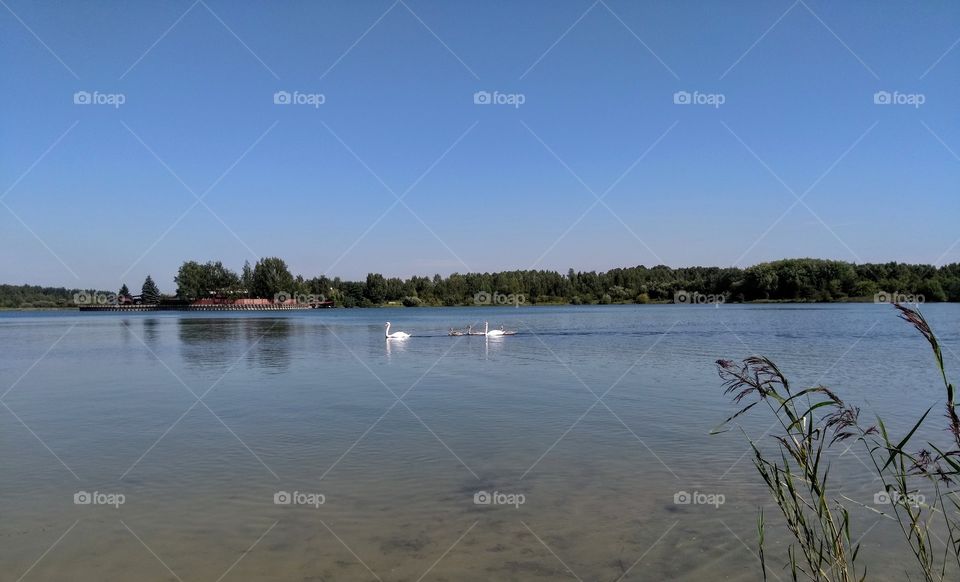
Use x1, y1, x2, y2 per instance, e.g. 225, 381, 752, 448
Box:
716, 304, 960, 581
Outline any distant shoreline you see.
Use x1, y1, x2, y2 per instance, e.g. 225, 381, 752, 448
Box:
5, 257, 956, 309
0, 297, 946, 312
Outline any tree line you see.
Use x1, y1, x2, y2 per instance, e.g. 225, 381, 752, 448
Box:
169, 257, 960, 306
3, 258, 959, 309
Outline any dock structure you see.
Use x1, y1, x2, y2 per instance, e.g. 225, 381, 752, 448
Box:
78, 304, 321, 312
76, 291, 337, 311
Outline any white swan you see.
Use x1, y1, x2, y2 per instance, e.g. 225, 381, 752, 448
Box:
484, 321, 504, 337
385, 322, 410, 340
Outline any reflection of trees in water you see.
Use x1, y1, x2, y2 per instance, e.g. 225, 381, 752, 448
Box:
119, 318, 161, 352
120, 319, 134, 347
178, 318, 241, 368
244, 318, 292, 372
142, 318, 160, 346
178, 317, 292, 372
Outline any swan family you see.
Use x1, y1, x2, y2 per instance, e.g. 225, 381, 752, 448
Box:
385, 321, 515, 340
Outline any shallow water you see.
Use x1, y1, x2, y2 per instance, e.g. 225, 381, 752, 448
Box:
2, 304, 959, 581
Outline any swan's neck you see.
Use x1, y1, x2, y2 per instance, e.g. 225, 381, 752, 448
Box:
484, 322, 488, 334
385, 323, 390, 337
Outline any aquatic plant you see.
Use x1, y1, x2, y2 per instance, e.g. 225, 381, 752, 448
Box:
716, 304, 960, 581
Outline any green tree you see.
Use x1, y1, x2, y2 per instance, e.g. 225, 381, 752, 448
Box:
364, 273, 387, 304
206, 261, 241, 294
251, 257, 294, 299
141, 275, 161, 303
852, 279, 878, 298
241, 260, 253, 296
174, 261, 240, 299
119, 284, 130, 298
609, 285, 631, 301
175, 261, 206, 299
919, 279, 948, 302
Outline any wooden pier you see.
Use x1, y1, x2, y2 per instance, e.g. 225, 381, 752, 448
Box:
78, 303, 326, 312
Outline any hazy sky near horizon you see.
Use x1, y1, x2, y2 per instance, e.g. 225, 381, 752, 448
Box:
2, 0, 959, 292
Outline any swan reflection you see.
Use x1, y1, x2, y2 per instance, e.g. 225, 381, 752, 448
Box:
385, 335, 409, 358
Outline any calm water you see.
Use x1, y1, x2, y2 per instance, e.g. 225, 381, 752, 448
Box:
2, 304, 959, 581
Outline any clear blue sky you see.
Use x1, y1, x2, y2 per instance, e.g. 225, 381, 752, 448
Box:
2, 0, 959, 292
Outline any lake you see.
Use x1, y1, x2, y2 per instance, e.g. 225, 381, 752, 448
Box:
2, 304, 958, 581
